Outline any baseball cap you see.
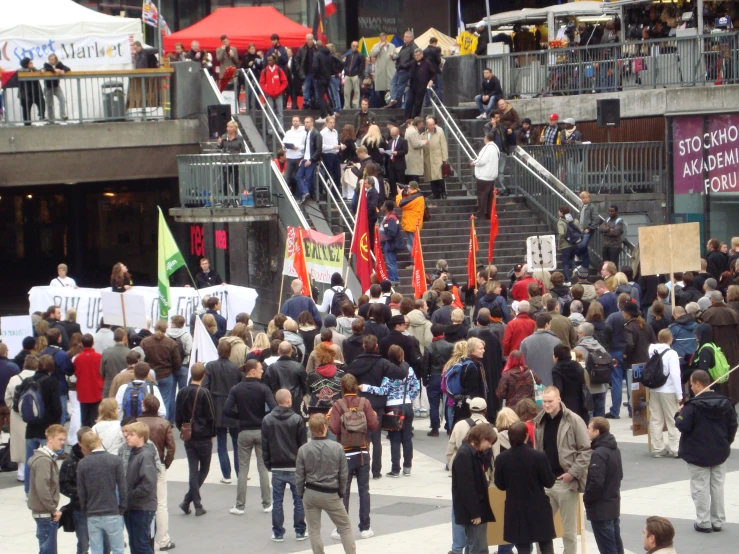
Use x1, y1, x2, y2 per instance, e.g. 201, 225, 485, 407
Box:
576, 266, 589, 278
564, 118, 576, 126
468, 397, 487, 412
514, 263, 524, 273
549, 113, 559, 122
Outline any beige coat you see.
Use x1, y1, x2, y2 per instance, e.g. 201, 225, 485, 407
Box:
219, 335, 248, 366
5, 369, 34, 463
423, 127, 448, 182
369, 41, 396, 92
407, 309, 433, 352
216, 46, 239, 78
405, 125, 425, 177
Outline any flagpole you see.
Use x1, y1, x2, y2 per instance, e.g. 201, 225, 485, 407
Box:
157, 0, 163, 60
278, 274, 285, 311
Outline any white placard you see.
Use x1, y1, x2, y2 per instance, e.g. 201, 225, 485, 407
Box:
0, 35, 133, 69
100, 291, 148, 328
526, 235, 557, 271
0, 315, 34, 358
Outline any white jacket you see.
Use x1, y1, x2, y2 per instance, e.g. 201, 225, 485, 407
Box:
472, 142, 500, 181
92, 420, 126, 454
648, 343, 683, 400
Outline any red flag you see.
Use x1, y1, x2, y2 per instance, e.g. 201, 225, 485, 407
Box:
488, 190, 499, 263
350, 187, 372, 291
451, 285, 464, 309
468, 215, 479, 289
324, 0, 337, 17
411, 227, 426, 299
374, 224, 390, 282
292, 228, 312, 296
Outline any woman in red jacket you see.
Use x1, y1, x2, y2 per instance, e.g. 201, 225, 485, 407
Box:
73, 333, 104, 427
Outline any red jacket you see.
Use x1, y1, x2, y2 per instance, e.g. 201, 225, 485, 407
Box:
511, 276, 545, 302
74, 347, 104, 403
502, 313, 536, 356
259, 65, 287, 98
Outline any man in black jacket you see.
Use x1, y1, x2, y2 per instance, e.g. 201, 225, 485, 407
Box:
312, 45, 337, 122
194, 257, 224, 289
423, 37, 443, 104
175, 363, 216, 516
343, 41, 365, 110
386, 125, 408, 190
262, 389, 308, 541
205, 296, 227, 340
346, 335, 408, 478
475, 68, 503, 119
342, 318, 365, 365
224, 359, 277, 515
264, 341, 307, 413
295, 34, 317, 108
584, 417, 624, 553
386, 31, 417, 108
296, 116, 322, 204
379, 315, 422, 370
423, 323, 454, 436
675, 370, 738, 533
404, 49, 437, 120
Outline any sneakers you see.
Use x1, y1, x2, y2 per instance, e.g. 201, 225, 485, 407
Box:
403, 468, 411, 476
372, 474, 383, 480
219, 478, 232, 484
263, 504, 273, 512
160, 542, 176, 551
604, 413, 620, 420
331, 529, 341, 540
651, 450, 667, 458
296, 532, 309, 541
419, 409, 429, 418
476, 113, 487, 120
360, 529, 375, 539
178, 501, 191, 515
301, 193, 310, 204
315, 117, 326, 124
386, 471, 400, 478
413, 409, 420, 417
694, 523, 712, 533
271, 535, 284, 542
665, 449, 680, 458
195, 506, 207, 517
229, 506, 244, 515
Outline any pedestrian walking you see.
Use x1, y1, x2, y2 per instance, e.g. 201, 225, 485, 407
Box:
647, 329, 682, 458
122, 421, 158, 554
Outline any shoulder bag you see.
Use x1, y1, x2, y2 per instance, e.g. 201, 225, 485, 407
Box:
179, 386, 201, 442
381, 378, 410, 431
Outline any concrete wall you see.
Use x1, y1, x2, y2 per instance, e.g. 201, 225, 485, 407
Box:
0, 120, 200, 187
442, 55, 480, 107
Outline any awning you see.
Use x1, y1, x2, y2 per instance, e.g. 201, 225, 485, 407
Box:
479, 1, 620, 28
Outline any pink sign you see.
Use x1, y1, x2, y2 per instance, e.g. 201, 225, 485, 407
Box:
672, 114, 739, 195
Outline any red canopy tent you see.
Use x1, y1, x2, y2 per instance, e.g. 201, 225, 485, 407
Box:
163, 7, 312, 53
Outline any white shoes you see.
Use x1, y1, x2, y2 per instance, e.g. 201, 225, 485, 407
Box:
220, 478, 232, 484
229, 506, 244, 515
315, 118, 326, 124
476, 113, 487, 119
263, 504, 273, 512
360, 529, 375, 539
331, 529, 341, 540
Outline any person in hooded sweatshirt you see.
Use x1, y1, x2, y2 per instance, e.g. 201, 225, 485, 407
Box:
552, 344, 588, 423
264, 341, 307, 414
496, 350, 541, 409
675, 369, 737, 533
283, 319, 307, 365
668, 306, 698, 376
342, 318, 366, 366
307, 343, 345, 415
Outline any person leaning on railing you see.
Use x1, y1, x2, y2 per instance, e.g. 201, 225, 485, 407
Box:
42, 54, 70, 123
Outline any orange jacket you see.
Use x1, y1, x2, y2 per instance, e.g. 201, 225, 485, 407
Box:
396, 191, 425, 232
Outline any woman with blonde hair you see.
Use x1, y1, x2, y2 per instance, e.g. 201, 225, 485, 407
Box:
92, 398, 125, 454
62, 308, 82, 338
219, 322, 249, 365
245, 332, 271, 364
361, 124, 387, 175
201, 314, 219, 346
441, 341, 469, 432
494, 407, 520, 456
5, 355, 38, 481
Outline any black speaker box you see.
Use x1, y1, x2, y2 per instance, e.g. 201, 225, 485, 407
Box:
597, 99, 620, 128
254, 187, 271, 207
207, 104, 231, 138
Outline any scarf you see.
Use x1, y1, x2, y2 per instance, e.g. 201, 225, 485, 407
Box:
565, 126, 577, 139
432, 335, 446, 342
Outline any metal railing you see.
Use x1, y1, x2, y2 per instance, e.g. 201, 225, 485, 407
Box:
238, 69, 356, 234
510, 146, 635, 268
477, 31, 739, 98
520, 143, 664, 195
3, 69, 172, 125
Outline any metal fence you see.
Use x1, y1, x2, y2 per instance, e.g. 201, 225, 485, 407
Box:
520, 142, 664, 195
477, 31, 739, 98
2, 69, 172, 125
177, 153, 274, 208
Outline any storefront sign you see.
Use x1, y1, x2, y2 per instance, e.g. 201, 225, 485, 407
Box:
282, 226, 345, 284
673, 114, 739, 195
0, 35, 133, 68
28, 284, 258, 335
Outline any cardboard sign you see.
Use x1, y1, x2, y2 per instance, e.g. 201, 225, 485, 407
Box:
100, 291, 148, 329
638, 223, 702, 277
631, 363, 649, 437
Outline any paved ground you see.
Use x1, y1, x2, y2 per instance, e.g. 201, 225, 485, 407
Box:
2, 394, 738, 553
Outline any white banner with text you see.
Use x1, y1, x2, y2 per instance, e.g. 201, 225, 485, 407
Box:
0, 35, 134, 69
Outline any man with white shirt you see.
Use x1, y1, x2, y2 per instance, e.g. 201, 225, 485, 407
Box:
50, 263, 77, 288
115, 362, 167, 419
470, 133, 500, 221
283, 116, 307, 193
647, 329, 683, 458
318, 272, 354, 314
296, 117, 322, 204
320, 115, 343, 191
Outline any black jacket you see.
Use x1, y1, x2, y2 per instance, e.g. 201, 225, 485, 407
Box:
195, 270, 223, 288
203, 358, 244, 428
175, 384, 216, 440
358, 302, 392, 327
264, 356, 307, 413
343, 50, 365, 77
45, 319, 70, 351
395, 41, 417, 71
409, 57, 437, 91
24, 371, 63, 440
583, 432, 623, 521
386, 136, 408, 175
59, 444, 84, 509
494, 444, 556, 544
42, 61, 71, 89
345, 353, 408, 411
312, 46, 340, 82
423, 338, 454, 377
366, 187, 380, 224
677, 285, 702, 308
224, 377, 277, 431
623, 319, 655, 366
261, 406, 307, 470
295, 43, 317, 78
125, 445, 158, 511
342, 334, 364, 365
452, 442, 495, 525
480, 76, 503, 99
303, 129, 323, 164
379, 331, 422, 370
423, 45, 442, 73
706, 250, 729, 280
675, 391, 738, 467
444, 322, 470, 344
362, 319, 390, 341
461, 357, 487, 400
205, 309, 227, 340
552, 360, 587, 420
476, 328, 504, 417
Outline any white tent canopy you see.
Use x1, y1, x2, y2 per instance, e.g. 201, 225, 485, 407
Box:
0, 0, 141, 39
479, 2, 619, 28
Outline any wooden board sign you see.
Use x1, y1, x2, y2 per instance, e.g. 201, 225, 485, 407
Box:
638, 222, 701, 277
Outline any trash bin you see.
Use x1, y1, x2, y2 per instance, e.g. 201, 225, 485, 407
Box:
101, 81, 125, 119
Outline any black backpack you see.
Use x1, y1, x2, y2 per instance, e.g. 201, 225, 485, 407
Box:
330, 287, 350, 317
173, 335, 186, 361
585, 347, 614, 385
565, 221, 583, 245
641, 349, 669, 389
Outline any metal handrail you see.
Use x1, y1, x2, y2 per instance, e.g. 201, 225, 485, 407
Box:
271, 159, 310, 229
239, 69, 356, 232
427, 87, 477, 162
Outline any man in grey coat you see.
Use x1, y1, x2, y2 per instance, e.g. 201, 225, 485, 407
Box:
100, 328, 131, 398
520, 314, 562, 386
576, 191, 600, 270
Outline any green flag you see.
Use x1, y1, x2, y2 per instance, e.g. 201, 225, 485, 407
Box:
157, 207, 185, 320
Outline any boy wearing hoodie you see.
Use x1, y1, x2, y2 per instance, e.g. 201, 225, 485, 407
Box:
307, 344, 345, 415
262, 389, 308, 542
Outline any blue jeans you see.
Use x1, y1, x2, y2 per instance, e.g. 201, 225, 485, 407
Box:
388, 405, 414, 474
72, 509, 90, 554
174, 365, 189, 393
35, 517, 58, 554
383, 243, 399, 282
329, 75, 341, 111
577, 231, 592, 269
560, 246, 576, 283
593, 391, 607, 418
427, 375, 443, 431
608, 350, 625, 418
344, 452, 371, 531
216, 426, 239, 479
451, 506, 467, 553
590, 518, 624, 554
124, 510, 155, 554
156, 375, 175, 423
391, 70, 410, 103
404, 231, 414, 255
303, 74, 316, 106
445, 404, 455, 432
474, 94, 497, 115
25, 437, 45, 493
61, 394, 69, 424
296, 160, 316, 199
87, 515, 121, 554
272, 471, 306, 538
